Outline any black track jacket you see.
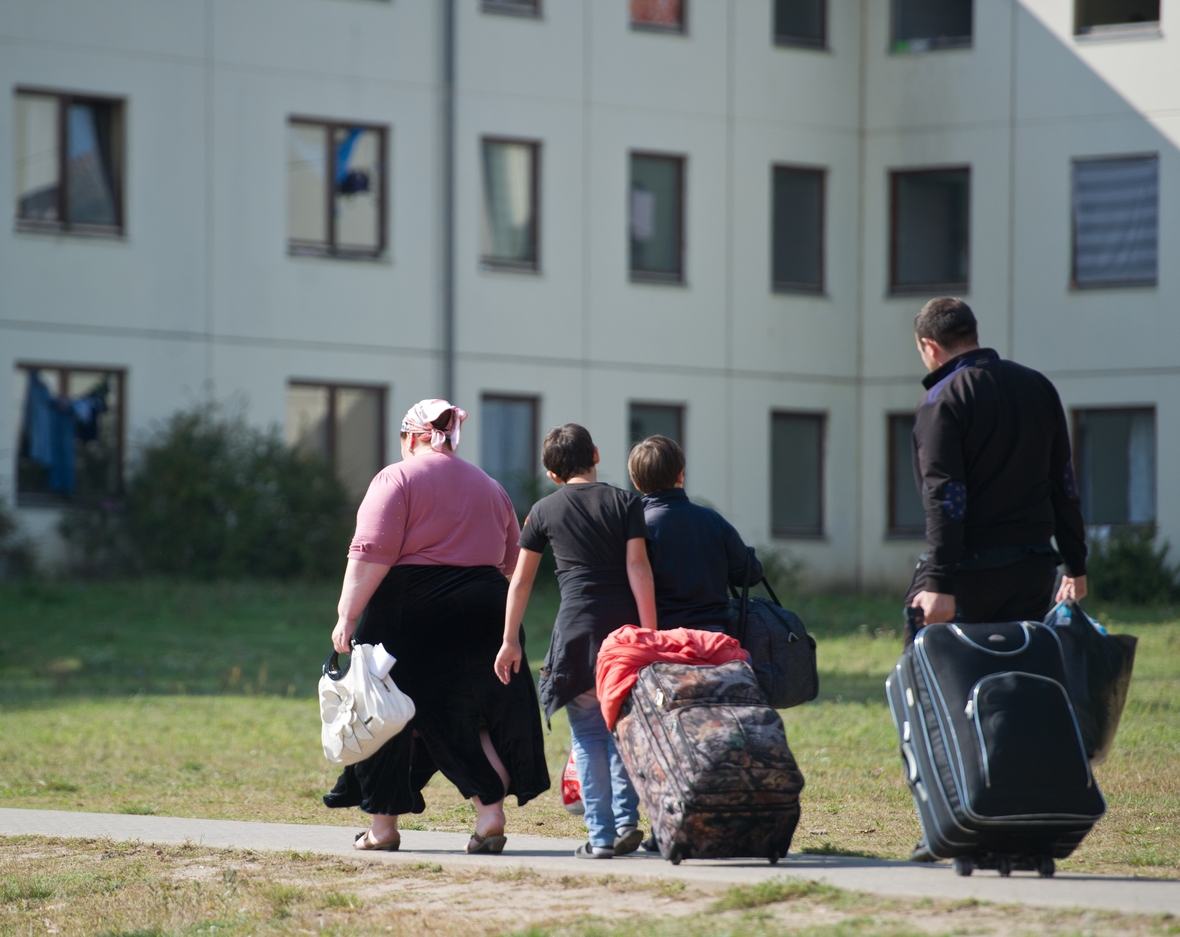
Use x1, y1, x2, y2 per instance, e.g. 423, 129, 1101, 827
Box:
912, 347, 1087, 595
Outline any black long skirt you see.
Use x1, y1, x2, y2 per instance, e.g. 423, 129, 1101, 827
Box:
324, 564, 550, 817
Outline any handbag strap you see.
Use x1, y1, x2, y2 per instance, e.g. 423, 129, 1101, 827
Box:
737, 547, 752, 646
323, 641, 355, 681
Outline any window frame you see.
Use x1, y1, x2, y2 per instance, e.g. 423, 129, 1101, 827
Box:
287, 379, 387, 482
888, 165, 971, 296
480, 136, 542, 272
887, 412, 925, 538
773, 0, 828, 50
14, 87, 126, 237
1069, 152, 1159, 291
771, 163, 826, 295
286, 116, 389, 260
1074, 0, 1161, 37
482, 0, 542, 17
1070, 404, 1157, 528
630, 0, 688, 34
14, 361, 127, 507
889, 0, 974, 52
628, 151, 687, 285
770, 409, 826, 539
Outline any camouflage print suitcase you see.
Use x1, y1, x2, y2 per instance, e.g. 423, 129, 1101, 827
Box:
613, 659, 805, 865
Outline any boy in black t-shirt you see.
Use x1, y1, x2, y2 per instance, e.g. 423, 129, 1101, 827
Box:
494, 423, 657, 859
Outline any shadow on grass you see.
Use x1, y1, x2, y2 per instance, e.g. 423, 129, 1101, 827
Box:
798, 841, 885, 860
813, 672, 890, 705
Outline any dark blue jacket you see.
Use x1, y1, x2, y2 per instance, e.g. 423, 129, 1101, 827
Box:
641, 488, 763, 631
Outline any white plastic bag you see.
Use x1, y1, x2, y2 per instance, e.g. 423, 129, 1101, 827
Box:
319, 643, 415, 766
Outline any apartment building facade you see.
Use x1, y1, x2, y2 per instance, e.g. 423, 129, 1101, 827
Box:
2, 0, 1175, 587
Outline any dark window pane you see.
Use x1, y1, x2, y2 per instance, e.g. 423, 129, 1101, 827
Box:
629, 404, 683, 447
1072, 156, 1158, 287
1077, 0, 1159, 31
1075, 409, 1155, 526
631, 0, 685, 30
630, 155, 684, 279
775, 0, 825, 46
889, 414, 924, 533
772, 166, 824, 291
482, 140, 537, 266
771, 413, 823, 535
483, 0, 540, 15
66, 102, 118, 226
894, 0, 972, 50
892, 169, 970, 290
15, 93, 60, 221
482, 396, 538, 515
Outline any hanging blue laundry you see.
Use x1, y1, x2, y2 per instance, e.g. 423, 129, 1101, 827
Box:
48, 400, 75, 493
23, 370, 55, 467
335, 127, 370, 195
71, 387, 108, 443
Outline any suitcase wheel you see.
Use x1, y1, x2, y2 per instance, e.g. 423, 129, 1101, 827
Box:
668, 845, 687, 866
953, 857, 974, 877
1036, 856, 1055, 878
997, 857, 1012, 877
768, 850, 780, 865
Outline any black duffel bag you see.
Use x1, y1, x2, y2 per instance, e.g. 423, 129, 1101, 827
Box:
726, 549, 818, 709
1043, 599, 1137, 765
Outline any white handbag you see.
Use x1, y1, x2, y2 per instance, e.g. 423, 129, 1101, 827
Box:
319, 642, 415, 766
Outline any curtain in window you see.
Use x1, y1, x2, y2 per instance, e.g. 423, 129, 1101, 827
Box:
1073, 156, 1158, 286
1127, 411, 1155, 524
482, 142, 535, 264
66, 102, 118, 226
1077, 408, 1155, 526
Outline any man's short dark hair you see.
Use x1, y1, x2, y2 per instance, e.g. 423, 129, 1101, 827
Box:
628, 435, 685, 495
542, 423, 596, 481
914, 297, 978, 349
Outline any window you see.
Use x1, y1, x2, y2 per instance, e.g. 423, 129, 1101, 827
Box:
891, 0, 972, 52
630, 153, 685, 283
14, 90, 124, 234
481, 395, 538, 515
1074, 408, 1155, 527
890, 167, 970, 294
631, 0, 686, 32
481, 139, 539, 270
15, 364, 124, 505
888, 414, 924, 536
1076, 0, 1159, 34
287, 118, 386, 258
772, 165, 825, 293
1071, 155, 1158, 289
770, 412, 824, 537
287, 382, 386, 503
775, 0, 826, 48
483, 0, 540, 16
629, 403, 684, 490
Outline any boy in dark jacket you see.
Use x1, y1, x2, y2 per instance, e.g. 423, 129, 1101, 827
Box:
628, 435, 762, 631
495, 424, 657, 859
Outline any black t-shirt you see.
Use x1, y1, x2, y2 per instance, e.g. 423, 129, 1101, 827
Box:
518, 482, 648, 571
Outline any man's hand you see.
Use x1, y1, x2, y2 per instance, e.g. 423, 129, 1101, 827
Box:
332, 617, 356, 654
494, 640, 522, 685
1055, 575, 1088, 603
911, 591, 956, 625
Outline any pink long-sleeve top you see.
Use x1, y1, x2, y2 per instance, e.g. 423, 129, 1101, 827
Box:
348, 449, 521, 576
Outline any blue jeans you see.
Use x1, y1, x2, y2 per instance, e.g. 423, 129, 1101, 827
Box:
566, 690, 640, 849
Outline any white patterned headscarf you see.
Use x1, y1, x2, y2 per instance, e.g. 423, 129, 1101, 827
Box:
400, 399, 467, 452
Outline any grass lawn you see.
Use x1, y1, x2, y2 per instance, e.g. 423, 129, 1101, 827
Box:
0, 580, 1176, 878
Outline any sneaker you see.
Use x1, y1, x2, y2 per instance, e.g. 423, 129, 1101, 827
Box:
909, 840, 937, 863
575, 842, 614, 859
613, 826, 644, 856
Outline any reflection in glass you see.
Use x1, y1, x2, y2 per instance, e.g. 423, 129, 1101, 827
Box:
482, 141, 536, 266
287, 123, 329, 244
15, 93, 60, 221
66, 102, 118, 226
334, 127, 381, 251
630, 155, 683, 279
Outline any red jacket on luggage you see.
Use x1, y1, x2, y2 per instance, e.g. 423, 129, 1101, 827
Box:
595, 624, 749, 730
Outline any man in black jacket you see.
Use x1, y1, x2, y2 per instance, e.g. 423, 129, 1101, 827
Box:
904, 297, 1088, 646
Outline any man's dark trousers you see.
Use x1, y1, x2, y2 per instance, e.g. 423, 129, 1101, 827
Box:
902, 554, 1058, 647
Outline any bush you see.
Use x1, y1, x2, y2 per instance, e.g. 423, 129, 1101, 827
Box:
0, 495, 35, 579
1086, 524, 1178, 605
61, 404, 351, 580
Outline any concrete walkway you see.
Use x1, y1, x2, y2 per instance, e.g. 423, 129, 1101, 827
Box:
2, 808, 1177, 917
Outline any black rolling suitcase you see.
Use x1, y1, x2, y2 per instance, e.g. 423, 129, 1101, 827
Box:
613, 660, 805, 865
885, 621, 1106, 877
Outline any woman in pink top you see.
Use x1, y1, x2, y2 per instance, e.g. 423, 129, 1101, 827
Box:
323, 399, 549, 855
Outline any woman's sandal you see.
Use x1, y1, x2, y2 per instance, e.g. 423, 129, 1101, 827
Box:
354, 829, 401, 852
466, 831, 507, 855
